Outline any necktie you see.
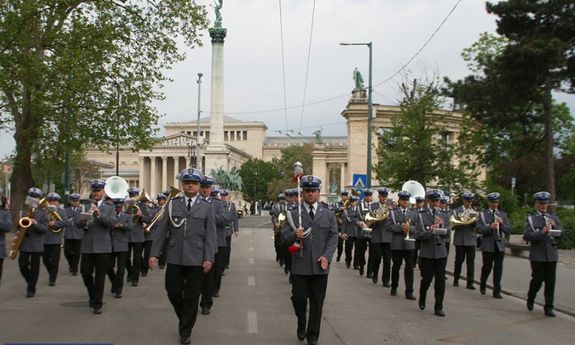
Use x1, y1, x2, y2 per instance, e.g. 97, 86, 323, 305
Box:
309, 205, 314, 219
187, 198, 193, 212
403, 209, 407, 217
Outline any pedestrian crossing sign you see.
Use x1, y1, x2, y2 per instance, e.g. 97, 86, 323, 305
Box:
353, 174, 367, 189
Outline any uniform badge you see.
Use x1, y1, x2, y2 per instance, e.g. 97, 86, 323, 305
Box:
307, 175, 314, 182
174, 217, 181, 223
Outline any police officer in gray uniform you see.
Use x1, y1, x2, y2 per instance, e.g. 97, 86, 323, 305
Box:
370, 188, 393, 287
149, 168, 217, 345
414, 189, 451, 317
0, 189, 12, 285
342, 195, 360, 269
125, 187, 151, 287
282, 175, 338, 345
18, 187, 49, 298
74, 179, 117, 314
64, 193, 85, 275
220, 189, 237, 270
42, 192, 69, 286
107, 198, 133, 298
386, 191, 417, 299
334, 190, 349, 262
476, 192, 509, 298
524, 191, 565, 317
270, 192, 287, 265
452, 192, 478, 289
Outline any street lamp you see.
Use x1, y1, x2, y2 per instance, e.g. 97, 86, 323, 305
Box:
340, 42, 373, 188
196, 73, 203, 173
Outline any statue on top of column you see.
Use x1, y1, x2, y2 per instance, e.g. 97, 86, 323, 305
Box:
213, 0, 223, 27
353, 67, 365, 91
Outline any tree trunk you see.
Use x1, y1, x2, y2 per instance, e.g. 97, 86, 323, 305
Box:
542, 84, 556, 211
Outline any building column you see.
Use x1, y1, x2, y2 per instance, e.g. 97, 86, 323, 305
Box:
150, 156, 157, 196
138, 156, 145, 190
185, 156, 191, 170
340, 163, 347, 190
161, 156, 168, 192
173, 156, 180, 187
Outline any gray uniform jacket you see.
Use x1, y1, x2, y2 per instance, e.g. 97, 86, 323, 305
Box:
387, 208, 417, 250
475, 209, 509, 252
0, 208, 12, 258
20, 208, 49, 253
210, 198, 233, 247
414, 209, 451, 259
44, 208, 68, 245
524, 212, 564, 262
227, 202, 239, 235
342, 206, 360, 238
281, 203, 338, 275
270, 202, 284, 226
150, 196, 217, 266
371, 203, 392, 243
64, 205, 85, 240
75, 202, 116, 254
111, 212, 133, 253
129, 202, 151, 243
451, 206, 477, 246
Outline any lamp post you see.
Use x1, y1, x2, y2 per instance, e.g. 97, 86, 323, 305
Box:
340, 42, 373, 188
196, 73, 203, 173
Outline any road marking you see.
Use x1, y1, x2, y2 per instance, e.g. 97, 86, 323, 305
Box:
248, 275, 255, 286
247, 311, 258, 334
249, 258, 255, 264
249, 247, 254, 251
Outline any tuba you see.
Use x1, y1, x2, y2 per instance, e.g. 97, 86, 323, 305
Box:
449, 207, 479, 229
402, 180, 425, 205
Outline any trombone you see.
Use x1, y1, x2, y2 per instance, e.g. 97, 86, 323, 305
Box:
145, 186, 181, 233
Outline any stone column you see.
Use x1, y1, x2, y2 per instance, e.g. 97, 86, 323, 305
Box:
138, 156, 145, 190
340, 163, 347, 190
312, 146, 328, 198
173, 156, 180, 187
204, 25, 229, 173
161, 156, 168, 192
150, 156, 157, 196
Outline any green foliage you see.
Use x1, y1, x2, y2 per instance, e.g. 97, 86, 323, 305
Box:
267, 144, 314, 199
506, 207, 575, 249
376, 78, 481, 192
239, 159, 281, 202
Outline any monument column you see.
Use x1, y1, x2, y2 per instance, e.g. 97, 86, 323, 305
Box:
204, 6, 230, 174
161, 156, 168, 192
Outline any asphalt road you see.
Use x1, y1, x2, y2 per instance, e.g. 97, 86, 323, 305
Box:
1, 214, 574, 345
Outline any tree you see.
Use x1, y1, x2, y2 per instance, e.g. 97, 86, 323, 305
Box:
0, 1, 208, 221
375, 79, 481, 192
239, 159, 280, 202
267, 143, 314, 198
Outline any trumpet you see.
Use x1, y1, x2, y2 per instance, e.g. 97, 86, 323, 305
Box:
494, 213, 503, 239
404, 218, 415, 241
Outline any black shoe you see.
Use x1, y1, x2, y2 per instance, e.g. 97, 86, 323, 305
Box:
372, 275, 378, 284
89, 300, 95, 308
141, 272, 147, 277
201, 307, 210, 315
111, 287, 116, 294
72, 271, 78, 276
289, 275, 293, 284
545, 309, 556, 317
406, 294, 417, 300
382, 282, 390, 288
131, 281, 138, 287
527, 299, 534, 311
297, 322, 306, 341
159, 265, 165, 269
359, 267, 364, 276
366, 272, 373, 278
115, 292, 122, 299
25, 290, 35, 298
466, 286, 476, 290
353, 266, 359, 270
48, 281, 55, 287
307, 340, 318, 345
453, 281, 459, 287
480, 286, 486, 295
336, 255, 341, 262
418, 297, 426, 310
180, 336, 191, 345
93, 307, 102, 314
346, 263, 350, 269
493, 292, 502, 299
390, 289, 397, 296
434, 309, 445, 317
213, 292, 220, 298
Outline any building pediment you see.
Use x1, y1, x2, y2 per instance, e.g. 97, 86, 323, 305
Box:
156, 133, 198, 147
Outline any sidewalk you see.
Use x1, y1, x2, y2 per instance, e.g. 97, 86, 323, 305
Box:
445, 247, 575, 317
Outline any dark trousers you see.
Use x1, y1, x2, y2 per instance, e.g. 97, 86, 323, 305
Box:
106, 252, 127, 295
126, 242, 143, 283
370, 242, 391, 284
224, 235, 232, 268
454, 245, 475, 286
419, 257, 447, 311
64, 239, 82, 273
367, 241, 377, 275
282, 243, 292, 274
0, 258, 3, 285
141, 240, 153, 274
42, 244, 61, 284
81, 253, 112, 309
200, 253, 217, 309
344, 237, 356, 266
391, 249, 414, 295
337, 236, 344, 259
213, 246, 229, 294
19, 251, 41, 292
158, 237, 169, 268
274, 231, 283, 263
528, 261, 557, 310
291, 274, 328, 343
165, 264, 204, 337
480, 249, 504, 293
354, 237, 368, 269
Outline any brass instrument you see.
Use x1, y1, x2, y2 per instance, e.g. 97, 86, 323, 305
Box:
145, 186, 180, 233
543, 215, 562, 237
10, 197, 47, 260
335, 188, 360, 224
47, 205, 64, 233
276, 212, 286, 231
449, 207, 479, 229
126, 189, 150, 215
404, 218, 415, 242
494, 213, 503, 239
364, 203, 389, 228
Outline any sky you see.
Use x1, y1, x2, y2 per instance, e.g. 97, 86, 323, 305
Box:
1, 0, 573, 158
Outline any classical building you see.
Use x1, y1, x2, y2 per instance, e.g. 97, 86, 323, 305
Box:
83, 91, 484, 200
